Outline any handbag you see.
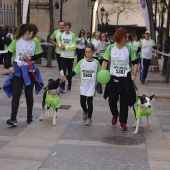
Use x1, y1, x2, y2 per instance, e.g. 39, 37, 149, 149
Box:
96, 83, 103, 94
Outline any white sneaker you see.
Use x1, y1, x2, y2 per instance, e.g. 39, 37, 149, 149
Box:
83, 112, 87, 121
86, 118, 92, 126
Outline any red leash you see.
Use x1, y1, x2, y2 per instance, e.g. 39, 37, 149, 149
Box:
24, 56, 45, 90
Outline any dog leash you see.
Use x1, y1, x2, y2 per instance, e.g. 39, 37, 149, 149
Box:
24, 56, 46, 90
133, 81, 142, 97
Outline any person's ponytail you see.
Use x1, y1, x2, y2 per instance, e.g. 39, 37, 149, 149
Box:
14, 24, 27, 39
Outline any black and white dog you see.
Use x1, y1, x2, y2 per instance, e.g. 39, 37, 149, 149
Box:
39, 78, 61, 125
133, 94, 155, 134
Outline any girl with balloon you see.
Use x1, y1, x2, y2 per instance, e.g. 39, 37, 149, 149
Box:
60, 44, 100, 126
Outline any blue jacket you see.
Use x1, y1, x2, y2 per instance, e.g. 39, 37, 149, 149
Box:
3, 62, 44, 98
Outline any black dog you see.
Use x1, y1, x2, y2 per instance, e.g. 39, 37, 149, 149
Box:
39, 78, 61, 125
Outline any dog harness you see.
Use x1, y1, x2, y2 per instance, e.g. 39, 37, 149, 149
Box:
45, 91, 61, 109
135, 97, 152, 119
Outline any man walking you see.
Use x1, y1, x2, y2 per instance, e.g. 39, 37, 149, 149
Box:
137, 31, 157, 83
58, 22, 76, 91
50, 20, 65, 72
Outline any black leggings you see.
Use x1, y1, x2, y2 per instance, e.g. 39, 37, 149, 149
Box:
60, 57, 74, 86
80, 95, 93, 119
11, 72, 35, 120
56, 53, 61, 72
76, 48, 85, 63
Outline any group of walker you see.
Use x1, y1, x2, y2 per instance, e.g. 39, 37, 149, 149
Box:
2, 21, 157, 131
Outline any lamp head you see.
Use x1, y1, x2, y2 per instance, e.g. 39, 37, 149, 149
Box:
53, 1, 59, 9
100, 7, 105, 16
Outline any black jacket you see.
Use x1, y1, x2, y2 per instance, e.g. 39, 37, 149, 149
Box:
104, 72, 136, 107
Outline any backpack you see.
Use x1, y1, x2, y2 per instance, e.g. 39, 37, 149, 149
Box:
5, 33, 12, 46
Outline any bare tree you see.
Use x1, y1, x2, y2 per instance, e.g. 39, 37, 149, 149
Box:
17, 0, 22, 26
108, 0, 139, 29
147, 0, 159, 72
46, 0, 54, 67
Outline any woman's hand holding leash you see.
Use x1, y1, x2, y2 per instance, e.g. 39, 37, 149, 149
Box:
131, 74, 136, 81
24, 54, 31, 60
60, 76, 67, 82
9, 67, 14, 73
131, 72, 137, 81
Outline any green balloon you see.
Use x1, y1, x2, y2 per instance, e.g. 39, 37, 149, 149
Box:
97, 70, 110, 84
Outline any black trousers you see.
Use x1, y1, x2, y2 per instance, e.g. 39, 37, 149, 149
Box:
56, 53, 61, 72
0, 45, 5, 64
11, 72, 35, 120
140, 58, 151, 80
60, 57, 74, 87
108, 89, 128, 123
107, 75, 131, 124
76, 48, 85, 63
80, 95, 93, 119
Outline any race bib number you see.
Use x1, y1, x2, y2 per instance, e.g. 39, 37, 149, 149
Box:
16, 55, 25, 66
82, 70, 94, 80
16, 53, 28, 66
111, 67, 128, 77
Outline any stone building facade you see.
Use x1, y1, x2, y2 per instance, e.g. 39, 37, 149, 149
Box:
0, 0, 92, 39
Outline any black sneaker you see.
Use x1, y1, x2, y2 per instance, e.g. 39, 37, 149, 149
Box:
59, 86, 65, 92
6, 119, 17, 126
140, 78, 145, 84
67, 84, 71, 91
27, 119, 33, 124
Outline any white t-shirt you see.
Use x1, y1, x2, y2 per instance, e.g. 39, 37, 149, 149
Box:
55, 31, 62, 54
74, 59, 100, 96
50, 29, 63, 54
60, 32, 76, 58
110, 46, 130, 77
6, 33, 14, 40
140, 39, 156, 59
76, 38, 86, 49
92, 39, 100, 58
15, 38, 37, 66
133, 41, 140, 52
97, 41, 110, 58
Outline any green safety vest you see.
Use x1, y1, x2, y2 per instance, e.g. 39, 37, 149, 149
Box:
45, 91, 61, 109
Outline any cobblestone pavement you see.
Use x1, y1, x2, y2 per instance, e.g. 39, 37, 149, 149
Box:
0, 58, 170, 170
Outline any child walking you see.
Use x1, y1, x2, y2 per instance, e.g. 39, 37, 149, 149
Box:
61, 44, 100, 126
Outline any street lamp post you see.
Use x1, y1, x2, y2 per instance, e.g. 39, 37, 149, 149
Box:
91, 0, 96, 32
53, 0, 68, 20
100, 7, 105, 32
105, 11, 109, 25
60, 0, 68, 20
104, 11, 109, 34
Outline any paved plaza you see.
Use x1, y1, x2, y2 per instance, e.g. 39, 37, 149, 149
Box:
0, 58, 170, 170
